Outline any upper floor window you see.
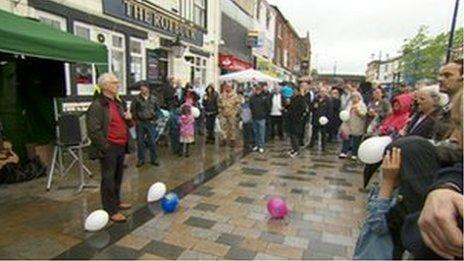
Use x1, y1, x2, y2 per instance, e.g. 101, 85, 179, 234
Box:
256, 0, 261, 20
266, 9, 271, 29
193, 0, 206, 28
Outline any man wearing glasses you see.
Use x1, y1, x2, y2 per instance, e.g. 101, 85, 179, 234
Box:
87, 72, 133, 223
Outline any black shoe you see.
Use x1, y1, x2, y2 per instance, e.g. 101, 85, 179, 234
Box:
151, 161, 160, 166
136, 161, 145, 168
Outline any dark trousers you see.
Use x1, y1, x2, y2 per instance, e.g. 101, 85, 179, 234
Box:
341, 135, 362, 156
265, 116, 271, 142
100, 144, 126, 215
270, 115, 283, 140
168, 109, 181, 154
195, 109, 205, 135
299, 117, 309, 145
290, 132, 301, 152
205, 114, 216, 141
242, 122, 253, 149
309, 125, 327, 149
136, 121, 158, 163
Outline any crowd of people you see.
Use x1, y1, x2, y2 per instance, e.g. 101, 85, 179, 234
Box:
85, 58, 463, 259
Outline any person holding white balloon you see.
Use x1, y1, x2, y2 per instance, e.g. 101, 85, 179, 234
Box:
339, 92, 367, 160
308, 85, 332, 151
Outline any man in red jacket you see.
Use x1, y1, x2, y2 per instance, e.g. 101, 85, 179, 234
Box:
87, 73, 133, 222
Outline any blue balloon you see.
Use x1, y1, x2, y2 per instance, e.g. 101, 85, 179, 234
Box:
160, 192, 179, 213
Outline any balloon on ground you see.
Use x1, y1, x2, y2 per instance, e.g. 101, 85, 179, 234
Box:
161, 192, 180, 213
147, 182, 167, 202
267, 196, 288, 218
85, 210, 109, 232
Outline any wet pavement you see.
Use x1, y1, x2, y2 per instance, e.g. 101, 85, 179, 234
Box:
0, 139, 368, 259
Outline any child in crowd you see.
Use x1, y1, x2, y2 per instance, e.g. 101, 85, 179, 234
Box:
179, 103, 195, 157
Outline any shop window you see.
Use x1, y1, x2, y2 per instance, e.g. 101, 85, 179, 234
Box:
130, 38, 145, 85
72, 22, 127, 95
73, 23, 94, 95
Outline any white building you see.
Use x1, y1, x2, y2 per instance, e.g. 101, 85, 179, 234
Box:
378, 56, 402, 86
252, 0, 275, 62
0, 0, 221, 104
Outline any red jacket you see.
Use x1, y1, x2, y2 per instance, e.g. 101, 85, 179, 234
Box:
379, 93, 414, 135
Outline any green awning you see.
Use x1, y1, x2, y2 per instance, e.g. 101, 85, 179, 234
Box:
0, 8, 108, 64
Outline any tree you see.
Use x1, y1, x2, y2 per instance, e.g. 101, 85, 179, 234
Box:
400, 26, 463, 84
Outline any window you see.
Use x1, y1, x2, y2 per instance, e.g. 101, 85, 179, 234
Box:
256, 0, 261, 20
266, 9, 271, 29
130, 38, 145, 85
193, 0, 206, 28
186, 55, 207, 85
111, 33, 126, 93
277, 24, 282, 39
284, 49, 289, 67
73, 22, 94, 95
37, 10, 66, 31
72, 22, 127, 95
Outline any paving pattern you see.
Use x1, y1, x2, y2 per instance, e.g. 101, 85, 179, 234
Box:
101, 142, 368, 260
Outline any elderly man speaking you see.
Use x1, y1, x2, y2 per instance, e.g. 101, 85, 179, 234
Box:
87, 72, 133, 223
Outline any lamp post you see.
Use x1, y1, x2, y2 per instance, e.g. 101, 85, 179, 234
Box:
171, 36, 187, 58
446, 0, 460, 63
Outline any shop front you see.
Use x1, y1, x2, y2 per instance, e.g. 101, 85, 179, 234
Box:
219, 53, 253, 74
0, 8, 107, 162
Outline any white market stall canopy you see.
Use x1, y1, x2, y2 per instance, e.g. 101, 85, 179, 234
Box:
219, 69, 282, 83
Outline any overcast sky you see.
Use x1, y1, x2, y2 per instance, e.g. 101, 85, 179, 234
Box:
268, 0, 463, 75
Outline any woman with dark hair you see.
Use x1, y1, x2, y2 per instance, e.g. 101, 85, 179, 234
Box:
202, 84, 219, 144
182, 83, 199, 106
287, 85, 309, 157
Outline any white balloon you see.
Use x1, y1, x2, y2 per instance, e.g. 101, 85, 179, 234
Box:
438, 93, 449, 107
160, 109, 170, 118
191, 107, 200, 118
147, 182, 167, 202
319, 116, 329, 125
85, 210, 109, 232
339, 110, 350, 122
358, 136, 393, 164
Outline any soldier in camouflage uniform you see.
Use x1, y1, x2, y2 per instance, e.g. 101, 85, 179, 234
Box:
218, 83, 243, 147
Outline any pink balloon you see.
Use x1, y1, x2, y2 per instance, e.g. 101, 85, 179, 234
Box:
267, 197, 288, 218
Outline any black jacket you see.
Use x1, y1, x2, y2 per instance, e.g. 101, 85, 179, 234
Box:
328, 97, 342, 129
405, 109, 444, 139
162, 83, 179, 109
287, 94, 309, 133
202, 91, 219, 115
130, 94, 159, 122
310, 95, 333, 125
249, 92, 271, 120
402, 163, 463, 259
86, 95, 134, 159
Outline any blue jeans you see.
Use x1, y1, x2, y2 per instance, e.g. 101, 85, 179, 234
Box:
136, 121, 158, 163
354, 186, 395, 260
341, 135, 362, 156
242, 122, 253, 149
252, 119, 266, 149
